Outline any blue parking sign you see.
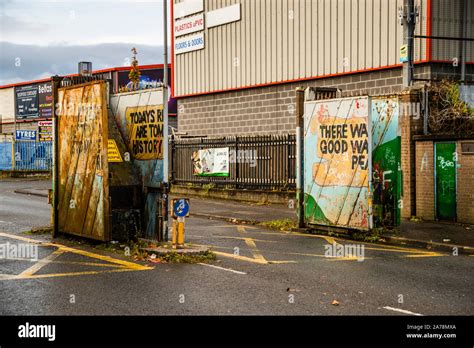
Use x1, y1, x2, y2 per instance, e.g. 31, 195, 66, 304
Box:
173, 198, 190, 218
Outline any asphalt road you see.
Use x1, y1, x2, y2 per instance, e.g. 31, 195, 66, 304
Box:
0, 179, 473, 315
0, 178, 51, 233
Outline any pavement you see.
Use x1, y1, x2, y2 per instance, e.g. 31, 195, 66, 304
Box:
170, 194, 474, 254
7, 182, 474, 253
176, 194, 296, 223
0, 178, 473, 315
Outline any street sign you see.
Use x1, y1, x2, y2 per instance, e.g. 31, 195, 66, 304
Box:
15, 130, 36, 141
38, 121, 53, 141
399, 44, 408, 63
172, 198, 190, 218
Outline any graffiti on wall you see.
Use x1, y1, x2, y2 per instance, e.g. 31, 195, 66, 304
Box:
371, 97, 401, 226
304, 97, 371, 230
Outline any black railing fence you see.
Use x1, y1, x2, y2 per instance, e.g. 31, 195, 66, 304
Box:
170, 134, 296, 190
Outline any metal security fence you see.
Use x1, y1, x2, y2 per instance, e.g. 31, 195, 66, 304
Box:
0, 141, 52, 171
171, 135, 296, 190
0, 141, 12, 170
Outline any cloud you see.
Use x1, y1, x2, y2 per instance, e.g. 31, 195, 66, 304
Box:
0, 41, 164, 85
0, 14, 50, 33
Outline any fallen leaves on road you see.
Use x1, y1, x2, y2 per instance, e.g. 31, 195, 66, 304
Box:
331, 300, 340, 306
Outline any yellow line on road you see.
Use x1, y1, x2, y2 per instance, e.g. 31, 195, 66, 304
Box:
18, 249, 65, 277
237, 226, 247, 234
236, 226, 269, 263
46, 243, 152, 270
212, 225, 258, 229
0, 231, 153, 281
327, 256, 370, 261
238, 229, 450, 257
35, 260, 126, 268
187, 234, 277, 243
0, 268, 143, 281
213, 251, 268, 264
322, 236, 337, 245
403, 253, 446, 258
243, 238, 267, 263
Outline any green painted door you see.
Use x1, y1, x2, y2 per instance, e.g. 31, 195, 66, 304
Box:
435, 143, 456, 221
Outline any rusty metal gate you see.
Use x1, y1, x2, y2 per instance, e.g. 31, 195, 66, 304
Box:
55, 80, 110, 241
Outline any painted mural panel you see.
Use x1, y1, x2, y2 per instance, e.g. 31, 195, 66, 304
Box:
57, 81, 109, 241
109, 88, 164, 186
125, 105, 164, 160
304, 97, 371, 230
371, 97, 402, 227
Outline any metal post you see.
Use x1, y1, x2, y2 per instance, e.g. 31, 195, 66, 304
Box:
423, 87, 429, 135
51, 76, 61, 238
403, 0, 415, 87
162, 0, 170, 241
296, 87, 305, 228
460, 0, 468, 84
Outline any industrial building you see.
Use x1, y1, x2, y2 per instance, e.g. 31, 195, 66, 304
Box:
171, 0, 473, 136
0, 64, 177, 140
170, 0, 474, 225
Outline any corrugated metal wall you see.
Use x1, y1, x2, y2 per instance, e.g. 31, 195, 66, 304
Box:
174, 0, 428, 97
0, 88, 15, 124
431, 0, 473, 63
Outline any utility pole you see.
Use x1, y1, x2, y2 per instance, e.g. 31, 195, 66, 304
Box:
402, 0, 416, 87
162, 0, 170, 241
296, 87, 305, 228
460, 0, 468, 84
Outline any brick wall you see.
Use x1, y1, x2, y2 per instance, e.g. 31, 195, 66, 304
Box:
415, 141, 435, 220
177, 68, 404, 136
456, 141, 474, 224
400, 91, 424, 219
415, 139, 474, 224
176, 63, 474, 137
1, 121, 38, 137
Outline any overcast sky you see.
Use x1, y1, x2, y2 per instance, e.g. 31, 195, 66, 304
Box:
0, 0, 170, 85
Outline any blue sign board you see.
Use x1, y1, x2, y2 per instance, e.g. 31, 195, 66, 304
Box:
173, 198, 190, 218
15, 130, 37, 141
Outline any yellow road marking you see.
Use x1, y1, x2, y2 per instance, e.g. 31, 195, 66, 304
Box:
0, 231, 153, 280
327, 256, 370, 261
213, 251, 268, 264
243, 238, 267, 263
238, 228, 450, 257
0, 268, 144, 281
187, 234, 277, 243
237, 226, 247, 234
403, 253, 446, 258
322, 236, 337, 245
18, 249, 65, 277
236, 226, 269, 264
267, 260, 298, 264
33, 260, 126, 268
212, 225, 258, 230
